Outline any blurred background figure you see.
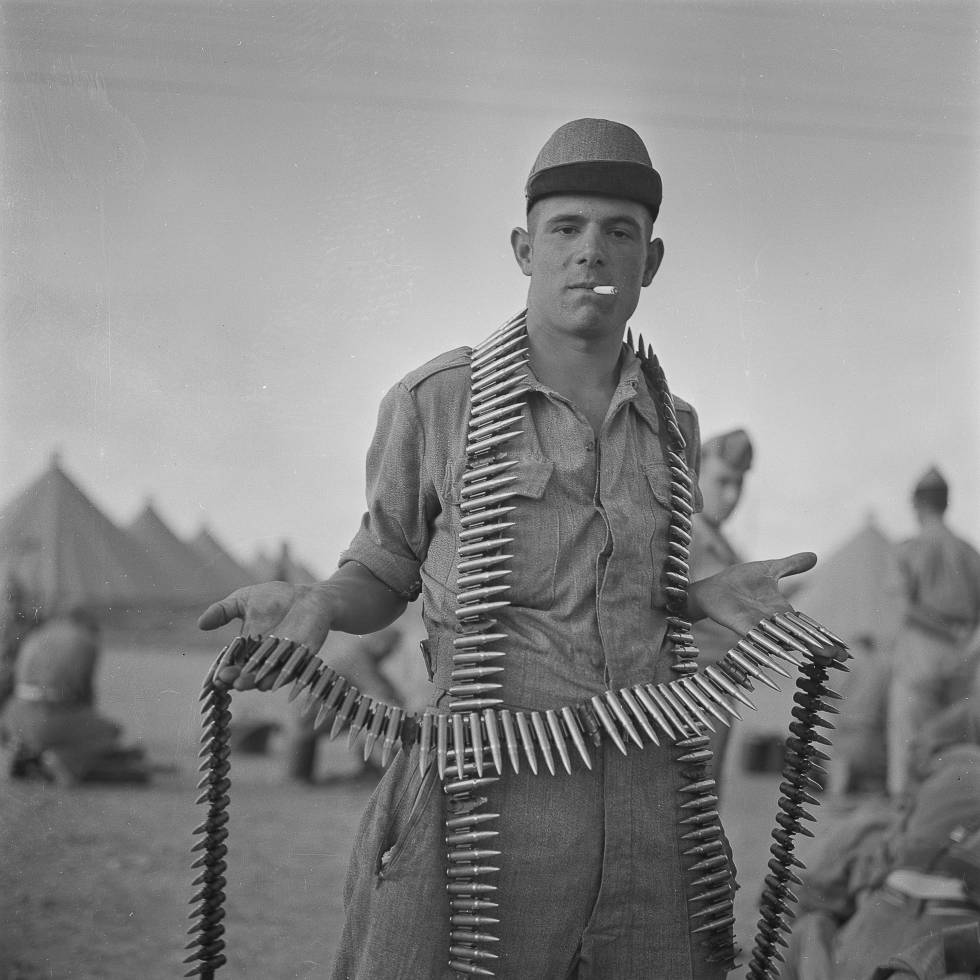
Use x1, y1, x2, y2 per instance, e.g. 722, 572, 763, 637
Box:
904, 629, 980, 781
870, 923, 980, 980
285, 626, 405, 785
779, 728, 980, 980
887, 467, 980, 799
825, 632, 891, 798
691, 427, 754, 797
1, 605, 151, 785
0, 574, 35, 712
785, 514, 906, 801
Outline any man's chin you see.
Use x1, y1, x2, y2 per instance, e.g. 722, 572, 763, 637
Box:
557, 304, 618, 334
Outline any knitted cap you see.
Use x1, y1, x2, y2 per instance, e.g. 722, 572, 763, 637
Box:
525, 118, 662, 221
702, 429, 754, 473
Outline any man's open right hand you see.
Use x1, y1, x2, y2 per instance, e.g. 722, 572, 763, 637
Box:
197, 581, 335, 689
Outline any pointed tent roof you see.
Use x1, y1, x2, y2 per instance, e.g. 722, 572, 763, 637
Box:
0, 454, 169, 608
250, 546, 275, 582
126, 500, 230, 606
250, 540, 318, 585
188, 526, 256, 597
790, 516, 905, 653
292, 558, 319, 584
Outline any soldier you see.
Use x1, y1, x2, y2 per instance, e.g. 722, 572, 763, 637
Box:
779, 741, 980, 980
2, 606, 150, 785
887, 467, 980, 798
691, 427, 754, 798
200, 118, 820, 978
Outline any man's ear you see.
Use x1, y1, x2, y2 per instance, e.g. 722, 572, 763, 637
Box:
642, 237, 665, 287
511, 226, 532, 277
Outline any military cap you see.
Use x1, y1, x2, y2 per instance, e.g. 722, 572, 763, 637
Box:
702, 428, 754, 473
914, 466, 948, 495
912, 465, 949, 512
525, 118, 663, 221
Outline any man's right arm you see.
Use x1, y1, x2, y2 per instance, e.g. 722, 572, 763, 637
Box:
198, 375, 438, 687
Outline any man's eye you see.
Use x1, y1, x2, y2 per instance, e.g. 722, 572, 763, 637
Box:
556, 226, 577, 235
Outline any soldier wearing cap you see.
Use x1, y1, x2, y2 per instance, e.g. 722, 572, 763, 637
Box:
201, 118, 818, 978
887, 467, 980, 798
691, 428, 754, 798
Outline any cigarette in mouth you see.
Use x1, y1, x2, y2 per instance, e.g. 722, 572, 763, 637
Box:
592, 286, 618, 295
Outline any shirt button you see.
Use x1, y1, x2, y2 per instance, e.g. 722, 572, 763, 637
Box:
585, 441, 594, 452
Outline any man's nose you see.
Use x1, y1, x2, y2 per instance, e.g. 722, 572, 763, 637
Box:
575, 227, 605, 264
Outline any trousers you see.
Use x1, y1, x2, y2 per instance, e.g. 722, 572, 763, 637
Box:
888, 627, 970, 797
331, 733, 732, 979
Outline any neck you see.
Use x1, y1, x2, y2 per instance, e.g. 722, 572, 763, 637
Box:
918, 510, 945, 530
524, 316, 625, 400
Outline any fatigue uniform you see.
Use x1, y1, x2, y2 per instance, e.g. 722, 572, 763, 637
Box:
870, 922, 980, 980
330, 338, 730, 979
888, 524, 980, 796
691, 513, 743, 789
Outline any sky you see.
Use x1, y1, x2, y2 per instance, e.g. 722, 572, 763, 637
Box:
2, 0, 978, 580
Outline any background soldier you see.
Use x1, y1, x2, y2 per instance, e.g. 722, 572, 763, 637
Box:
691, 427, 754, 798
887, 467, 980, 798
2, 606, 151, 785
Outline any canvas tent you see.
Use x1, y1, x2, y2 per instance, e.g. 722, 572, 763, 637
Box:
790, 516, 905, 653
126, 501, 235, 608
250, 540, 318, 585
0, 454, 168, 609
730, 516, 906, 748
188, 526, 256, 599
786, 517, 908, 793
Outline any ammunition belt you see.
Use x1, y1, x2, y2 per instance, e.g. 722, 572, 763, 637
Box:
185, 616, 847, 978
438, 311, 528, 977
184, 313, 851, 979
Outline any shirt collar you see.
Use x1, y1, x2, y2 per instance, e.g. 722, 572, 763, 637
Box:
618, 346, 660, 432
521, 339, 661, 433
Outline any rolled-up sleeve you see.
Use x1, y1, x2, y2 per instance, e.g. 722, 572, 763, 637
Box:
339, 381, 437, 600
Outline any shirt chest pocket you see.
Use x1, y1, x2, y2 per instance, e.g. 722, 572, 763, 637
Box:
449, 455, 557, 611
642, 463, 676, 611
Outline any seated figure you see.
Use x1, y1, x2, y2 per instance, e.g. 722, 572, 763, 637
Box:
1, 606, 150, 785
779, 738, 980, 980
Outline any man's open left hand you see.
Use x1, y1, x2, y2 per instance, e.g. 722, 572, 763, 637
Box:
688, 551, 818, 637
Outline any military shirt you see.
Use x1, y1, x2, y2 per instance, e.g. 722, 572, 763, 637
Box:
897, 523, 980, 633
332, 325, 731, 979
341, 330, 703, 711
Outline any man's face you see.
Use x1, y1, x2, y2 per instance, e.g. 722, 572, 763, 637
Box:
511, 194, 662, 340
699, 454, 745, 526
